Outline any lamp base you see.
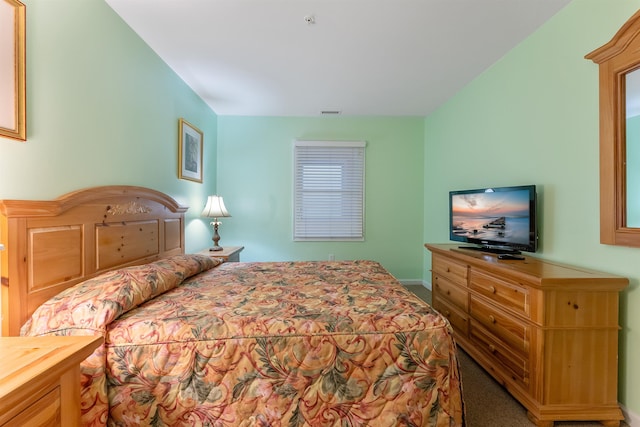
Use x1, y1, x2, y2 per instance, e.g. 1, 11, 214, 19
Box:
209, 220, 223, 252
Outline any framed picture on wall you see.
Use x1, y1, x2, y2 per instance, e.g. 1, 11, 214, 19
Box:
178, 118, 203, 183
0, 0, 26, 141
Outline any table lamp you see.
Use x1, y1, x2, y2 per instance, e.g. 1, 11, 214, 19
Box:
202, 195, 231, 251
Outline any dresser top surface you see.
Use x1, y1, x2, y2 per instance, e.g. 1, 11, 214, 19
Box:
426, 243, 628, 289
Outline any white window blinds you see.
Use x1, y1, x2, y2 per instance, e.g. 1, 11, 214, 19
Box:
294, 140, 366, 241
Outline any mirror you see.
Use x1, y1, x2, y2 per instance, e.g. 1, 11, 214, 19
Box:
586, 9, 640, 247
627, 69, 640, 227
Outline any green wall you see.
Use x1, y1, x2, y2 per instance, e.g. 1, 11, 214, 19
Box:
217, 116, 425, 281
0, 0, 218, 253
424, 0, 640, 414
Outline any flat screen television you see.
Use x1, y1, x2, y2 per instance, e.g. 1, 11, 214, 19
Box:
449, 185, 538, 254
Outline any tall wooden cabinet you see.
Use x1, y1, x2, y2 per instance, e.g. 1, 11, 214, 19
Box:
425, 244, 628, 427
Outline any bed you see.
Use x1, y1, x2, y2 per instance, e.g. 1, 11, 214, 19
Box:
0, 186, 464, 427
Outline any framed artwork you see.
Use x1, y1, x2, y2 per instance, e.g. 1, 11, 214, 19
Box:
0, 0, 26, 141
178, 118, 203, 183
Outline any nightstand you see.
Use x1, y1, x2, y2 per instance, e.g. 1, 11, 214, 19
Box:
0, 335, 102, 427
198, 246, 244, 262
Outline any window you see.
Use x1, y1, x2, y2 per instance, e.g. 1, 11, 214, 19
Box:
294, 140, 366, 240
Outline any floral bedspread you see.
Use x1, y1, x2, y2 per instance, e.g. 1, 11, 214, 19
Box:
22, 255, 464, 427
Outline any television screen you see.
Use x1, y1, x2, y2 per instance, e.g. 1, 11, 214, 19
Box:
449, 185, 538, 253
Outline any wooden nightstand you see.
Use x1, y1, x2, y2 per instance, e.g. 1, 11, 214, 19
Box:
198, 246, 244, 262
0, 335, 102, 427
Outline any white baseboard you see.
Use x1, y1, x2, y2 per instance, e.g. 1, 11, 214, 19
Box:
622, 404, 640, 426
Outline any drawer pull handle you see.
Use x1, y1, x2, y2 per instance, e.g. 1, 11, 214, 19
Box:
490, 286, 497, 294
444, 311, 451, 317
488, 344, 496, 353
489, 315, 496, 324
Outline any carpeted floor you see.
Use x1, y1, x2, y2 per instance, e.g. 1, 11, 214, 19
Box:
404, 284, 629, 427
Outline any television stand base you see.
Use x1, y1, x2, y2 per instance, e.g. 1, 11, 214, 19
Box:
457, 245, 521, 255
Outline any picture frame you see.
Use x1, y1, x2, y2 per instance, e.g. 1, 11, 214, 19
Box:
0, 0, 26, 141
178, 118, 203, 183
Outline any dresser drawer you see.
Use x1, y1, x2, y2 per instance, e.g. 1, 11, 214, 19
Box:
470, 295, 530, 355
433, 274, 469, 311
433, 297, 469, 336
470, 320, 529, 388
469, 270, 529, 318
432, 255, 467, 286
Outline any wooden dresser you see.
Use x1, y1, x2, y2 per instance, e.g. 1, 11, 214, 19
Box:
0, 335, 102, 427
425, 244, 628, 427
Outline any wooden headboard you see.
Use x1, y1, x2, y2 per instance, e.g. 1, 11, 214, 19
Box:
0, 186, 188, 336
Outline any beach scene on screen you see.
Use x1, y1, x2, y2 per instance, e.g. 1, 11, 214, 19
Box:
451, 190, 530, 244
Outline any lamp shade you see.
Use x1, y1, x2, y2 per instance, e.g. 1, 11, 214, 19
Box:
202, 195, 231, 218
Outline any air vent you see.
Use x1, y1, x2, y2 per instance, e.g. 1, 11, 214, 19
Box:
321, 110, 341, 115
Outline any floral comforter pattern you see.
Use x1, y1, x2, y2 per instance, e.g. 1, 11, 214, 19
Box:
22, 256, 464, 427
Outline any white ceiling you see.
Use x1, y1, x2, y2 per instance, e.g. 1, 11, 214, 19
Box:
105, 0, 571, 117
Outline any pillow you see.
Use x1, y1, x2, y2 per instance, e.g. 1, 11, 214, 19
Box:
21, 254, 221, 336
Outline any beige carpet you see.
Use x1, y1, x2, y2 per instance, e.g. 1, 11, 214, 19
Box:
404, 284, 628, 427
